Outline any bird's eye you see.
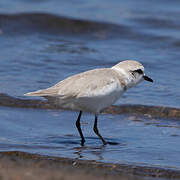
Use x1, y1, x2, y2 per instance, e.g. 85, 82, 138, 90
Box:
133, 69, 143, 74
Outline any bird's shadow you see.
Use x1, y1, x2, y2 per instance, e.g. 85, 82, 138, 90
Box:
46, 135, 121, 146
85, 136, 120, 146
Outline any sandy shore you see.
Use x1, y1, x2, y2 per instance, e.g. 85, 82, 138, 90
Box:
0, 151, 179, 180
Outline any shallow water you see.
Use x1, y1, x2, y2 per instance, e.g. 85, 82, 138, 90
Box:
0, 107, 180, 170
0, 0, 180, 171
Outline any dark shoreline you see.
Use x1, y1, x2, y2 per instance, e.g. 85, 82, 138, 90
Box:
0, 93, 179, 119
0, 151, 179, 180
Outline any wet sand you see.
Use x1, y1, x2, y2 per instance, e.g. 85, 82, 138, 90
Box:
0, 151, 179, 180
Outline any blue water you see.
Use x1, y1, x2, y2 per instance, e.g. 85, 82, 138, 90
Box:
0, 0, 180, 170
0, 107, 180, 169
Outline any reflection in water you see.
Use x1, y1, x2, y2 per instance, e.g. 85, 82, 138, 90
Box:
72, 136, 124, 161
73, 144, 106, 161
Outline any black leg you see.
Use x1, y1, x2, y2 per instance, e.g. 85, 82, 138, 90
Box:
93, 115, 107, 145
76, 111, 85, 146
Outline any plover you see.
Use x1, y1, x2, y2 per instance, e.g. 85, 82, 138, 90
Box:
25, 60, 153, 145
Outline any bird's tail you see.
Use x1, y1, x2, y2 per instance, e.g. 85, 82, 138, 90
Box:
24, 90, 46, 96
24, 87, 58, 97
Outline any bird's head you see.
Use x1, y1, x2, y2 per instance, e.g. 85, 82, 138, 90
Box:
112, 60, 153, 88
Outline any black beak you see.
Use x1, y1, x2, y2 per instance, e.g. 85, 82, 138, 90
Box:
143, 75, 153, 82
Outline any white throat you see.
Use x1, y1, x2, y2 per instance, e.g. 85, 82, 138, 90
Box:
111, 66, 136, 88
